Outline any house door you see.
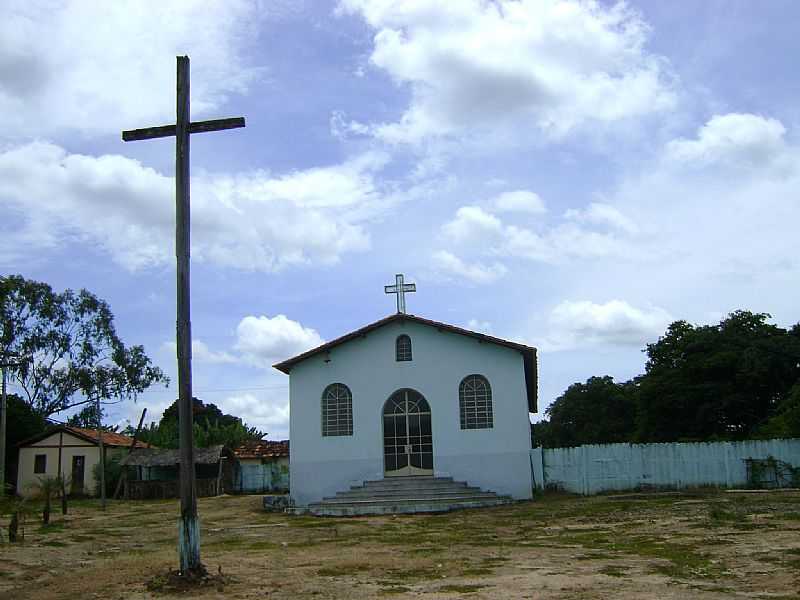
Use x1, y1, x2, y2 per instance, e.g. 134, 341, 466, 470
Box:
383, 389, 433, 477
70, 456, 85, 495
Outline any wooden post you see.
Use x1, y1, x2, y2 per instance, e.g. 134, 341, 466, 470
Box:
175, 56, 201, 574
121, 55, 244, 576
113, 407, 147, 500
97, 395, 106, 509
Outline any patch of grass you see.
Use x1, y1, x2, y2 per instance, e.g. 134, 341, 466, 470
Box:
37, 521, 66, 534
598, 565, 628, 578
378, 585, 412, 595
317, 563, 371, 577
384, 567, 439, 581
437, 584, 486, 594
40, 540, 69, 547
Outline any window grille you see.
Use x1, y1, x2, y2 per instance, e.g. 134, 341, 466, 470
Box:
322, 383, 353, 436
34, 454, 47, 474
459, 374, 493, 429
396, 335, 412, 361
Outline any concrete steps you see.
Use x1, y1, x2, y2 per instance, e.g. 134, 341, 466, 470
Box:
307, 476, 512, 516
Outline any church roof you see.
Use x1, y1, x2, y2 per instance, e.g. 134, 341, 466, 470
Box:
273, 313, 538, 413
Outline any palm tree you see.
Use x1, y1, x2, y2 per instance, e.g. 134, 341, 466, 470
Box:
29, 475, 64, 525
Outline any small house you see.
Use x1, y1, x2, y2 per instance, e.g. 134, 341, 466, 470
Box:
16, 426, 150, 497
232, 440, 289, 493
120, 445, 236, 499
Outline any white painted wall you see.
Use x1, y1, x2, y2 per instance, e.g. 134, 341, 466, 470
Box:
17, 431, 124, 497
288, 319, 533, 506
532, 439, 800, 494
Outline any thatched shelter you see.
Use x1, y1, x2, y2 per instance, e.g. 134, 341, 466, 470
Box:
120, 445, 236, 499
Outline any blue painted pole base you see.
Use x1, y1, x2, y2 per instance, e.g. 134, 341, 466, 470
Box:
177, 515, 203, 574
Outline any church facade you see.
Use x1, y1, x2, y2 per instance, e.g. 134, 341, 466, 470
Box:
274, 313, 537, 507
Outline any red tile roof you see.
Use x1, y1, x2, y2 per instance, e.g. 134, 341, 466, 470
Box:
233, 440, 289, 459
64, 427, 153, 448
18, 426, 153, 448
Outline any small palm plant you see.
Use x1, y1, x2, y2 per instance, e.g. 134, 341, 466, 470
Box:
29, 475, 64, 526
3, 489, 29, 543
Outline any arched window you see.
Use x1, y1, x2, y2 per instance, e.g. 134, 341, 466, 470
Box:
395, 334, 412, 362
322, 383, 353, 436
459, 375, 493, 429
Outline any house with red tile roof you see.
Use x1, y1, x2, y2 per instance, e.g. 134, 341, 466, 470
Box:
16, 425, 150, 497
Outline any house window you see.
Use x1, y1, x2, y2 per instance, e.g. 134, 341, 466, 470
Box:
322, 383, 353, 436
396, 335, 412, 362
34, 454, 47, 474
459, 375, 493, 429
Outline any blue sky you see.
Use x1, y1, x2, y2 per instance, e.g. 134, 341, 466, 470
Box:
2, 1, 799, 439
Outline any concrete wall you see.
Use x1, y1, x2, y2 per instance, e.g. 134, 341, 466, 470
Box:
289, 319, 533, 506
531, 439, 800, 495
17, 431, 125, 496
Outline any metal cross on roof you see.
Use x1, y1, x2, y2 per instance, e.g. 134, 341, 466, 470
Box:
385, 274, 416, 314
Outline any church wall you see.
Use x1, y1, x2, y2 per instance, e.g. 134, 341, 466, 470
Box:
288, 319, 533, 506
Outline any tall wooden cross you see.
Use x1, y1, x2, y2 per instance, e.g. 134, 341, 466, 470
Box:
385, 274, 416, 314
122, 56, 245, 575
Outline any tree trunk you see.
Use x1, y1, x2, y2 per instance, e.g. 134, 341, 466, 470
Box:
43, 497, 50, 525
9, 512, 18, 542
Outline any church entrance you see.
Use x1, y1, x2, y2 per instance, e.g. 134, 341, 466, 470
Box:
383, 389, 433, 477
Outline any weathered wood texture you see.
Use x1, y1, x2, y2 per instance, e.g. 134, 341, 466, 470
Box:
125, 477, 221, 500
121, 117, 245, 141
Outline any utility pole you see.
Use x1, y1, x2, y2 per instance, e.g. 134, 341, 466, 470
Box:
0, 353, 24, 497
122, 56, 245, 575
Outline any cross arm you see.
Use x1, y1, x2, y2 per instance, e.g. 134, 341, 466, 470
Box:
122, 117, 245, 142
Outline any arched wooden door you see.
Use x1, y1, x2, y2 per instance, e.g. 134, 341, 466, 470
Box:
383, 389, 433, 477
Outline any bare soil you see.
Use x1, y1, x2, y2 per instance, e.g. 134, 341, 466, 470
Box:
1, 490, 799, 599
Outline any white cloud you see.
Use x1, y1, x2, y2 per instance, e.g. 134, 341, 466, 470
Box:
340, 0, 676, 143
664, 113, 788, 169
438, 203, 638, 268
491, 190, 546, 214
220, 393, 290, 439
0, 142, 390, 271
547, 299, 672, 349
1, 0, 262, 137
235, 315, 324, 368
441, 206, 503, 242
564, 202, 638, 234
431, 250, 507, 285
162, 340, 237, 365
466, 319, 492, 334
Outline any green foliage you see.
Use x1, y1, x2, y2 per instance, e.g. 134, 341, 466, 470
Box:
537, 311, 800, 447
129, 397, 265, 449
636, 311, 800, 442
28, 475, 64, 524
0, 274, 169, 418
3, 394, 47, 493
533, 376, 636, 448
93, 453, 124, 497
66, 403, 118, 431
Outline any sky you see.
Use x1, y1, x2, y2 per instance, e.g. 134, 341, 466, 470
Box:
2, 0, 799, 440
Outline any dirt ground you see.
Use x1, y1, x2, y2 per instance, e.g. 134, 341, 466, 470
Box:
1, 489, 799, 599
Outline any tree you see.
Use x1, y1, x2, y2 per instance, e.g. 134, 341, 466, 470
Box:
66, 403, 117, 431
4, 394, 47, 493
533, 376, 636, 448
130, 397, 265, 449
0, 275, 168, 418
635, 311, 800, 442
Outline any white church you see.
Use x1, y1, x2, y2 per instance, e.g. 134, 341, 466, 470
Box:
273, 275, 537, 514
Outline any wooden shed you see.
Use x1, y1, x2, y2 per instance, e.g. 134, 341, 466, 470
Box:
120, 445, 237, 499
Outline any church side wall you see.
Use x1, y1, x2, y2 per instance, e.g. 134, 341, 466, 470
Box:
288, 320, 532, 506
